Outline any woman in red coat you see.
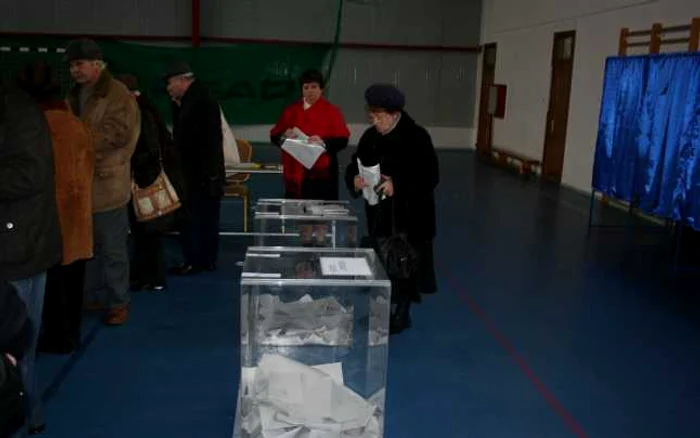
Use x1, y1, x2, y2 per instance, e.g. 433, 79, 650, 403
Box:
270, 69, 350, 245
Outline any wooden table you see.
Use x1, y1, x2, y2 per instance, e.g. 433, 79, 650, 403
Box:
222, 163, 283, 235
225, 163, 283, 176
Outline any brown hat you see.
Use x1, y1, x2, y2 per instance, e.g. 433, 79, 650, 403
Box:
63, 38, 103, 62
162, 61, 193, 80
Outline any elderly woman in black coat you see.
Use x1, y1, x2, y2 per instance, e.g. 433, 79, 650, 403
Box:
345, 84, 439, 334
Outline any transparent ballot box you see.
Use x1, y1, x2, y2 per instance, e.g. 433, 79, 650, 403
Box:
235, 246, 391, 438
253, 199, 359, 248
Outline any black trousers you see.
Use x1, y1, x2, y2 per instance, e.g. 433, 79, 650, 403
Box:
391, 278, 417, 305
180, 193, 222, 267
130, 223, 166, 286
416, 239, 437, 295
40, 260, 87, 346
385, 238, 436, 305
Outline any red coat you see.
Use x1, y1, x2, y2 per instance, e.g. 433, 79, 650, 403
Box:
270, 97, 350, 199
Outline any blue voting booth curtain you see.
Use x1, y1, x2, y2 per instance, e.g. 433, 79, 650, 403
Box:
592, 53, 700, 228
592, 56, 649, 201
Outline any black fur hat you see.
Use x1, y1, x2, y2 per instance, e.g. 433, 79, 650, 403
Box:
364, 83, 405, 112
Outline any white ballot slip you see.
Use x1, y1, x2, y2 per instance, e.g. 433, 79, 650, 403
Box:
357, 159, 381, 206
239, 354, 380, 438
282, 138, 326, 170
292, 127, 309, 142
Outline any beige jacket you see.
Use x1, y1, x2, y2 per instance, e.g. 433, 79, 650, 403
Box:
67, 69, 140, 213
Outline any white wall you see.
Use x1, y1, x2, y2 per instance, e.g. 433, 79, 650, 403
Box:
478, 0, 700, 192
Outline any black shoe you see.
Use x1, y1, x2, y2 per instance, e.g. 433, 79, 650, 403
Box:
144, 284, 166, 292
389, 304, 412, 335
168, 264, 202, 276
390, 316, 412, 335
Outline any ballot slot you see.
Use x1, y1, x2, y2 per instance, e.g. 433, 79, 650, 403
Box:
254, 199, 359, 249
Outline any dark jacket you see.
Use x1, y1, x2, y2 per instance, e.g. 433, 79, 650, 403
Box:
132, 98, 162, 190
0, 280, 30, 438
171, 80, 224, 199
132, 93, 185, 195
345, 112, 439, 241
129, 93, 185, 232
0, 84, 62, 281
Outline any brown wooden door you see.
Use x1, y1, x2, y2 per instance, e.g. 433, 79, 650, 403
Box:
542, 31, 576, 183
476, 43, 497, 154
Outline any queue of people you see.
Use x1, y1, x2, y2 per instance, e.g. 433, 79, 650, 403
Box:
0, 37, 438, 437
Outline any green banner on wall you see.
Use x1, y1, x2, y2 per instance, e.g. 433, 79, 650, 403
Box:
0, 36, 330, 124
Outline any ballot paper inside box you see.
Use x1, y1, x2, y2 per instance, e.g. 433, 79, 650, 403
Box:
237, 247, 391, 438
253, 199, 359, 248
234, 355, 386, 438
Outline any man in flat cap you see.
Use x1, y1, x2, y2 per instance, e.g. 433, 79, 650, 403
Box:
164, 62, 225, 275
64, 38, 141, 325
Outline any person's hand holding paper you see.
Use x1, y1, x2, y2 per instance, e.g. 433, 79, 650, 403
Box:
281, 129, 327, 170
308, 135, 324, 146
376, 175, 394, 197
357, 159, 381, 206
353, 175, 368, 191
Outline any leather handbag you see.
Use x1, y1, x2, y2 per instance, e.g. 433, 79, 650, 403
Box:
131, 169, 181, 222
364, 198, 418, 279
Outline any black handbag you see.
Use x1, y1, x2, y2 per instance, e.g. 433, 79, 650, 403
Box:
363, 198, 418, 279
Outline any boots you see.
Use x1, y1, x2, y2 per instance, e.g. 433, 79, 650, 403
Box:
390, 301, 412, 335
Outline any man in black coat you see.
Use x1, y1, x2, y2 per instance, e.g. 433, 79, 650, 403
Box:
164, 63, 225, 275
0, 83, 61, 435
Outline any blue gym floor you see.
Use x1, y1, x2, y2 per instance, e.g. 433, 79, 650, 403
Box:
34, 146, 700, 438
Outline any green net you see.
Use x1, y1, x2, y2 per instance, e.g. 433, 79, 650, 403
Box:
0, 36, 330, 124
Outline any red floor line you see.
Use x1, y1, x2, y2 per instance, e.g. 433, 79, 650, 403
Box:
446, 274, 590, 438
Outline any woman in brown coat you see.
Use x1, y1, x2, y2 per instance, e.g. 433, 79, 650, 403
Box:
17, 62, 95, 354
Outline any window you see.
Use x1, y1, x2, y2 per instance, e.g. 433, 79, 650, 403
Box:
556, 36, 574, 61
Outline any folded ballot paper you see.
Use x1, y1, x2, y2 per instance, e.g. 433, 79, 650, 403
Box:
304, 204, 350, 217
256, 294, 354, 347
278, 202, 349, 217
248, 293, 388, 348
237, 354, 383, 438
357, 159, 381, 206
282, 128, 326, 170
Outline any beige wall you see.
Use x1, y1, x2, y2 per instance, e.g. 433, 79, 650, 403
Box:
476, 0, 700, 192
